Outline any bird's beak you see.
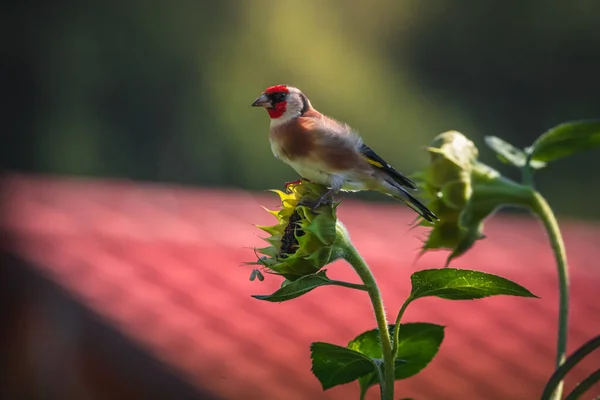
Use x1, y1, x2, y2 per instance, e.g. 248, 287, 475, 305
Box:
251, 94, 272, 108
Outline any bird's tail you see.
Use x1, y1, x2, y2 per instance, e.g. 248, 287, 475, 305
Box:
385, 184, 438, 223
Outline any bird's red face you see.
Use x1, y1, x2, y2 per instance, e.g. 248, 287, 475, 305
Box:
251, 85, 289, 119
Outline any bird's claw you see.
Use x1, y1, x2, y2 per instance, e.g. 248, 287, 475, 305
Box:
297, 199, 323, 212
297, 193, 334, 212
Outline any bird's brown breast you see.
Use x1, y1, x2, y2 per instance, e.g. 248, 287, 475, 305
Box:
269, 118, 316, 161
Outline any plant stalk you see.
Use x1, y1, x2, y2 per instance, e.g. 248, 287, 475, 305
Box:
391, 299, 411, 358
541, 335, 600, 400
521, 164, 535, 187
530, 191, 570, 400
328, 280, 368, 291
563, 369, 600, 400
342, 240, 395, 400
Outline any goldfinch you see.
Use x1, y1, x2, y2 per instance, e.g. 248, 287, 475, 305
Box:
252, 84, 437, 222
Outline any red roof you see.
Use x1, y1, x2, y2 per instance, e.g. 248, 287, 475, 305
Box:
2, 173, 599, 399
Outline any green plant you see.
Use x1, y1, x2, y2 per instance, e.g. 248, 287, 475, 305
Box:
247, 120, 600, 400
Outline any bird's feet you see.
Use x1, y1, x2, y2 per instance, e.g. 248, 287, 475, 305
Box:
298, 189, 336, 211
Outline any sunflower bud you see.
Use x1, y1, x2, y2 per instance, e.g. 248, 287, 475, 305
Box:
423, 131, 477, 205
416, 131, 533, 266
251, 180, 345, 281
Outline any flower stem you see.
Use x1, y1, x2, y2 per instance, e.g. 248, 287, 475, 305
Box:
530, 191, 569, 400
563, 369, 600, 400
391, 298, 411, 358
328, 280, 368, 291
521, 164, 535, 187
342, 240, 394, 400
541, 335, 600, 400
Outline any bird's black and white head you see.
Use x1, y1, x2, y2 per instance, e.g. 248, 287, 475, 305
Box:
251, 85, 311, 126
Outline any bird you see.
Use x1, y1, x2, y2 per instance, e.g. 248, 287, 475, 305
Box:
251, 84, 438, 222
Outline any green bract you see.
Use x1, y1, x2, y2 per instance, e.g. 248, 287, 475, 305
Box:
251, 180, 345, 281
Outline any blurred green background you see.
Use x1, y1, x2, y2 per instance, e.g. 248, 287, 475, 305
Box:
4, 0, 600, 219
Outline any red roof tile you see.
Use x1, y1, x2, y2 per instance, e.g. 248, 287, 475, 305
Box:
1, 173, 599, 399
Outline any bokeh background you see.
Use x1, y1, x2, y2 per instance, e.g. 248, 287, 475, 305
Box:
4, 0, 600, 218
2, 2, 600, 400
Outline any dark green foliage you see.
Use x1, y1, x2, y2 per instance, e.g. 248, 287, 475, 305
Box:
409, 268, 538, 301
348, 324, 444, 398
528, 120, 600, 163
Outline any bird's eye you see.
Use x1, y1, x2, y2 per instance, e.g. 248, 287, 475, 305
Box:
272, 92, 286, 102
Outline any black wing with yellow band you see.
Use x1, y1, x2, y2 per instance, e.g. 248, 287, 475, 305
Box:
359, 143, 417, 190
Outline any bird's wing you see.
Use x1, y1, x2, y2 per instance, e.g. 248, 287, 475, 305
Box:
359, 143, 417, 190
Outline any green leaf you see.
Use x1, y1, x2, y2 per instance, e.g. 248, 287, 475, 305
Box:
485, 136, 546, 169
310, 342, 378, 390
409, 268, 538, 300
485, 136, 527, 167
348, 323, 444, 397
528, 120, 600, 163
252, 270, 335, 301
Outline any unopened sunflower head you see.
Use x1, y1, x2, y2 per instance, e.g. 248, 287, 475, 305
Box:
414, 131, 510, 266
250, 180, 345, 281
